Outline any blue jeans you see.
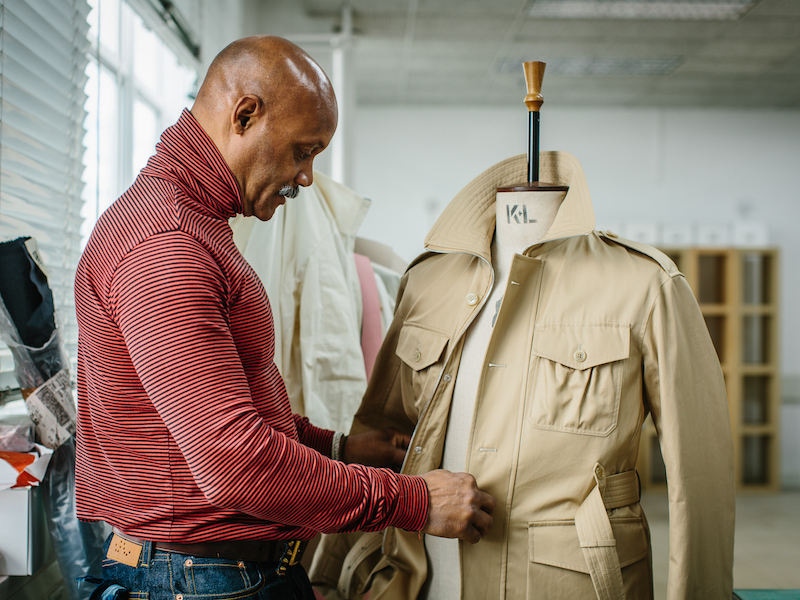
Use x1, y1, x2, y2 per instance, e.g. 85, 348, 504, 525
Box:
100, 534, 314, 599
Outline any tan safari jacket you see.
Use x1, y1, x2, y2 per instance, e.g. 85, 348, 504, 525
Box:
310, 152, 735, 600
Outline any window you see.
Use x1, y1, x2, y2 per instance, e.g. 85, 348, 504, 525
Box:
83, 0, 198, 241
0, 0, 91, 383
0, 0, 199, 386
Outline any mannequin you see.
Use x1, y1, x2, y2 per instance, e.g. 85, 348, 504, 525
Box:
308, 151, 734, 600
308, 61, 734, 600
425, 189, 564, 598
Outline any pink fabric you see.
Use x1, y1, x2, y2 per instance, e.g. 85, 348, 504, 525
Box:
354, 253, 382, 379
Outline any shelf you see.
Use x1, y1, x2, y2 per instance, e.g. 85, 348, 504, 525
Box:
742, 314, 774, 365
740, 365, 777, 376
742, 375, 773, 426
698, 304, 730, 318
739, 424, 777, 435
740, 305, 776, 315
741, 435, 773, 486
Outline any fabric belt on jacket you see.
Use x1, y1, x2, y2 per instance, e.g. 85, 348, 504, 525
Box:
107, 528, 306, 568
575, 464, 640, 600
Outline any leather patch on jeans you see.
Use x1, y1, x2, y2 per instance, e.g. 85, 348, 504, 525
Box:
107, 533, 142, 567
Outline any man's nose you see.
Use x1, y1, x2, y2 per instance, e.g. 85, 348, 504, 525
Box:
295, 170, 312, 187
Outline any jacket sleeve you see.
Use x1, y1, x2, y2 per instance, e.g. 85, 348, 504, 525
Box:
642, 273, 735, 599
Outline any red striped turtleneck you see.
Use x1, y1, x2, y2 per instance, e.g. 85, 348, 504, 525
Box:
75, 109, 427, 542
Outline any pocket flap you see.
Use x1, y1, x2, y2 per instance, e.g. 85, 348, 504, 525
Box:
529, 518, 649, 573
532, 324, 630, 370
396, 324, 449, 371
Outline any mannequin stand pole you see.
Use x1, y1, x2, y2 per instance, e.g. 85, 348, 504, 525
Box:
528, 110, 540, 183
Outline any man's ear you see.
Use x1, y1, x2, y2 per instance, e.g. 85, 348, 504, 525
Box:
232, 95, 263, 134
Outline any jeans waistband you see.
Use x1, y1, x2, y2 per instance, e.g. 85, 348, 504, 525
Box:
109, 528, 306, 565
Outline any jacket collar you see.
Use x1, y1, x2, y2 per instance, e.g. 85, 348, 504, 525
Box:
308, 171, 371, 238
424, 151, 595, 262
140, 109, 243, 220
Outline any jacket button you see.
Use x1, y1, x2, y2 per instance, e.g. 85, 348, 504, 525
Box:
595, 464, 605, 479
414, 350, 422, 362
414, 446, 423, 454
574, 349, 587, 362
465, 292, 479, 306
442, 374, 452, 382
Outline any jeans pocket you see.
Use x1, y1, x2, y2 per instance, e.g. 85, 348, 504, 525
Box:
177, 556, 266, 599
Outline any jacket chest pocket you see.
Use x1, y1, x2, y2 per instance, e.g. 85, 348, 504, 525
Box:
396, 324, 449, 418
528, 324, 630, 436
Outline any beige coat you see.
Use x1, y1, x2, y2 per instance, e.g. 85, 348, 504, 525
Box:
310, 152, 735, 599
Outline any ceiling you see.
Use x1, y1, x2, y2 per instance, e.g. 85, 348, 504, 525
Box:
274, 0, 800, 108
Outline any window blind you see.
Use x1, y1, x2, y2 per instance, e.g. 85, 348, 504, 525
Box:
0, 0, 91, 368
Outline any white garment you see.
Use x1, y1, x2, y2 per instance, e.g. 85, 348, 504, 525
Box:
371, 263, 401, 333
230, 172, 371, 432
354, 237, 407, 275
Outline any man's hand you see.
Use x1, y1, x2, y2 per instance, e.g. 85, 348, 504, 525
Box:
343, 428, 410, 470
421, 470, 495, 544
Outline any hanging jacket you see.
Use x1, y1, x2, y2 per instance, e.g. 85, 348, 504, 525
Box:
231, 172, 371, 432
310, 151, 734, 600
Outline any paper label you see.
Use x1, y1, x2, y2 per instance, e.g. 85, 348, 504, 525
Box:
107, 533, 142, 568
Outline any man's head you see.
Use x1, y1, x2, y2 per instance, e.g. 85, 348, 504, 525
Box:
192, 36, 337, 221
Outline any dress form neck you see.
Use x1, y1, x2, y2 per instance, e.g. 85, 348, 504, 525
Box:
493, 189, 565, 273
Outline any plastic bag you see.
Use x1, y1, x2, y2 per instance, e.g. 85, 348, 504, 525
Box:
0, 236, 107, 599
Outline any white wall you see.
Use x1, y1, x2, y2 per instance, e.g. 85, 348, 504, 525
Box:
197, 0, 245, 69
351, 106, 800, 487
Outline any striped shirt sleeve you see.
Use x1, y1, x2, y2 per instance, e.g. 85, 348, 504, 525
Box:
108, 231, 427, 533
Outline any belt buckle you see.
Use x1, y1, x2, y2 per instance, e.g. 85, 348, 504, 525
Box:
275, 539, 304, 576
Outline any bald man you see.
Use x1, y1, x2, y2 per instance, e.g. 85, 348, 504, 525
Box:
74, 36, 494, 600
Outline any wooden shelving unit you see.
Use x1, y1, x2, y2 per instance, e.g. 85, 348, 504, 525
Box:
638, 247, 781, 492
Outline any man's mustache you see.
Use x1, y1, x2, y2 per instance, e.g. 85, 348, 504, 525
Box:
278, 185, 299, 199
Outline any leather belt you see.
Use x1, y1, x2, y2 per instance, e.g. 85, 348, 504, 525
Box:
109, 528, 306, 565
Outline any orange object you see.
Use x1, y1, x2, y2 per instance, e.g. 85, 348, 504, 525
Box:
0, 450, 39, 487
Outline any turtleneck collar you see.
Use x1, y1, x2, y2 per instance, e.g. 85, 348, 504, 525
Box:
140, 109, 243, 220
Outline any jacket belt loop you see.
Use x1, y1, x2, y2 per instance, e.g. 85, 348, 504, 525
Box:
574, 463, 626, 600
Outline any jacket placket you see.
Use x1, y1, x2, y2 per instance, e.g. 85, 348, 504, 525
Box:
462, 252, 545, 599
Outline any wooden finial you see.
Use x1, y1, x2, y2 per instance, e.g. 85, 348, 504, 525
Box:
523, 61, 546, 112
